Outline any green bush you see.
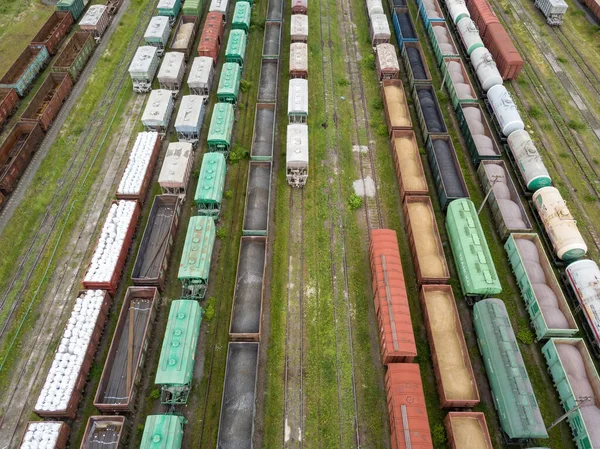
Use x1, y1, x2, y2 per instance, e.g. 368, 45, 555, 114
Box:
137, 424, 145, 435
360, 54, 376, 71
216, 227, 228, 239
528, 105, 542, 119
568, 119, 585, 131
516, 327, 535, 345
376, 124, 388, 137
149, 388, 160, 400
336, 77, 350, 87
204, 297, 216, 321
371, 98, 384, 111
192, 168, 200, 180
240, 80, 252, 93
347, 194, 363, 211
431, 423, 447, 447
224, 190, 233, 200
229, 145, 249, 164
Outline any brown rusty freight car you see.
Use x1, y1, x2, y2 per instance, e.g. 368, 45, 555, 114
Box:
0, 121, 44, 195
30, 11, 74, 55
21, 72, 73, 132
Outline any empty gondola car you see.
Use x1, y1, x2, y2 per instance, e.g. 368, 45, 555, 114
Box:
52, 32, 95, 82
30, 11, 74, 55
473, 298, 548, 442
178, 216, 216, 299
0, 46, 50, 97
155, 301, 201, 403
195, 152, 227, 217
286, 123, 308, 187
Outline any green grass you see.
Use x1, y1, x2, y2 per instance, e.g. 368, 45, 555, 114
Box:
0, 0, 152, 391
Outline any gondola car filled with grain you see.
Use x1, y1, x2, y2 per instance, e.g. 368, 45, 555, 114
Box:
420, 285, 479, 407
444, 412, 494, 449
456, 103, 500, 162
391, 130, 428, 197
446, 199, 501, 299
506, 130, 551, 191
194, 152, 227, 217
369, 229, 417, 364
144, 16, 171, 56
207, 102, 235, 154
188, 56, 215, 95
80, 416, 126, 449
52, 32, 95, 82
0, 46, 50, 97
0, 122, 44, 195
131, 196, 181, 288
382, 79, 412, 133
18, 422, 70, 449
375, 43, 400, 81
155, 301, 202, 403
473, 298, 548, 442
158, 141, 194, 196
400, 42, 432, 88
171, 15, 198, 61
30, 11, 74, 55
403, 196, 450, 284
79, 5, 111, 40
141, 89, 175, 133
477, 160, 532, 239
94, 287, 159, 412
425, 135, 469, 209
175, 94, 206, 143
178, 216, 216, 299
20, 72, 73, 132
129, 46, 160, 93
158, 51, 186, 93
505, 233, 578, 340
34, 290, 111, 419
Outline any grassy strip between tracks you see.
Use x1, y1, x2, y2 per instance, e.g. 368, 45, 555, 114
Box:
0, 0, 150, 392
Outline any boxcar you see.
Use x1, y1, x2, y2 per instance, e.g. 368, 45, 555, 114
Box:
477, 160, 532, 239
30, 11, 74, 55
197, 12, 225, 65
425, 135, 469, 210
178, 216, 216, 299
158, 141, 194, 195
94, 287, 159, 412
446, 199, 501, 298
400, 41, 432, 89
482, 23, 523, 80
80, 416, 126, 449
456, 103, 500, 162
0, 122, 44, 195
19, 422, 70, 449
370, 229, 417, 364
225, 30, 247, 66
473, 298, 548, 441
392, 7, 418, 49
381, 79, 412, 134
57, 0, 85, 21
441, 57, 477, 111
466, 0, 500, 35
131, 196, 181, 288
583, 0, 600, 19
403, 196, 450, 284
385, 364, 434, 449
155, 301, 202, 403
79, 5, 111, 40
286, 124, 309, 187
53, 32, 95, 81
20, 72, 73, 132
171, 15, 198, 61
207, 102, 235, 153
0, 46, 50, 97
391, 129, 428, 197
444, 412, 494, 449
505, 233, 577, 340
232, 1, 252, 32
420, 285, 479, 407
195, 152, 227, 217
0, 88, 19, 130
140, 415, 184, 449
375, 43, 400, 80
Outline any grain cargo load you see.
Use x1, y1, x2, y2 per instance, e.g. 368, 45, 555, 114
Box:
400, 41, 432, 89
34, 290, 111, 419
116, 132, 161, 203
30, 11, 74, 55
188, 56, 215, 95
404, 196, 450, 284
425, 135, 469, 210
141, 89, 175, 132
159, 141, 194, 195
0, 46, 50, 97
369, 229, 417, 364
80, 416, 125, 449
565, 260, 600, 354
132, 196, 181, 288
53, 32, 95, 81
477, 160, 531, 239
385, 363, 433, 449
144, 16, 171, 55
175, 94, 207, 142
456, 103, 500, 162
158, 52, 186, 92
473, 298, 548, 441
382, 79, 412, 134
391, 129, 428, 197
0, 122, 44, 195
18, 422, 70, 449
82, 201, 141, 294
505, 233, 577, 340
0, 88, 19, 130
171, 15, 198, 61
79, 5, 110, 39
444, 412, 494, 449
427, 22, 459, 66
376, 43, 400, 81
420, 285, 479, 407
20, 72, 73, 132
446, 199, 501, 298
441, 57, 477, 111
94, 287, 159, 412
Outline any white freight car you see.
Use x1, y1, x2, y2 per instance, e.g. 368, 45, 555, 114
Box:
286, 124, 309, 187
141, 89, 175, 132
159, 141, 194, 196
175, 95, 207, 143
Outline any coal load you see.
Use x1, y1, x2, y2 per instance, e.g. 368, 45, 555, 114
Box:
407, 47, 427, 79
398, 13, 416, 39
418, 89, 444, 133
432, 139, 464, 196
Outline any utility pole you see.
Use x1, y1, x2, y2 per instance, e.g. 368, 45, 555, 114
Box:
477, 175, 502, 215
547, 397, 591, 432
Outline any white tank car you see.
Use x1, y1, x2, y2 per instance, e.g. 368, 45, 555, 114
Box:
456, 17, 483, 55
445, 0, 470, 24
566, 259, 600, 348
506, 130, 551, 191
470, 47, 502, 92
366, 0, 384, 17
532, 186, 587, 261
487, 84, 524, 136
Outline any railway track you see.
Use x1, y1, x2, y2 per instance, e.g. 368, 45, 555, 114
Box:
0, 0, 157, 443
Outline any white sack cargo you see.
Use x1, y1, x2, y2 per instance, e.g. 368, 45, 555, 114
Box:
117, 132, 160, 196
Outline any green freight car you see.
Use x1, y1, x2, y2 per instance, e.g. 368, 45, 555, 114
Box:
542, 338, 600, 449
195, 152, 226, 218
473, 299, 548, 442
178, 216, 216, 299
446, 199, 502, 299
505, 233, 578, 340
155, 301, 202, 404
182, 0, 203, 16
217, 62, 242, 104
57, 0, 85, 21
225, 30, 247, 66
158, 0, 182, 20
140, 415, 185, 449
232, 1, 251, 33
207, 102, 235, 154
52, 32, 95, 82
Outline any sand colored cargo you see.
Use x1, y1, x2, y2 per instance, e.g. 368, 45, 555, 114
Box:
421, 285, 479, 407
382, 79, 412, 134
404, 196, 450, 284
391, 130, 428, 198
444, 412, 494, 449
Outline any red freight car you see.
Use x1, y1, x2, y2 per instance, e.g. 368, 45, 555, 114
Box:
197, 12, 225, 66
80, 416, 126, 449
482, 22, 523, 79
0, 121, 44, 195
583, 0, 600, 19
370, 229, 417, 364
465, 0, 500, 35
18, 422, 70, 449
386, 363, 433, 449
30, 11, 74, 55
21, 72, 73, 132
0, 88, 18, 130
